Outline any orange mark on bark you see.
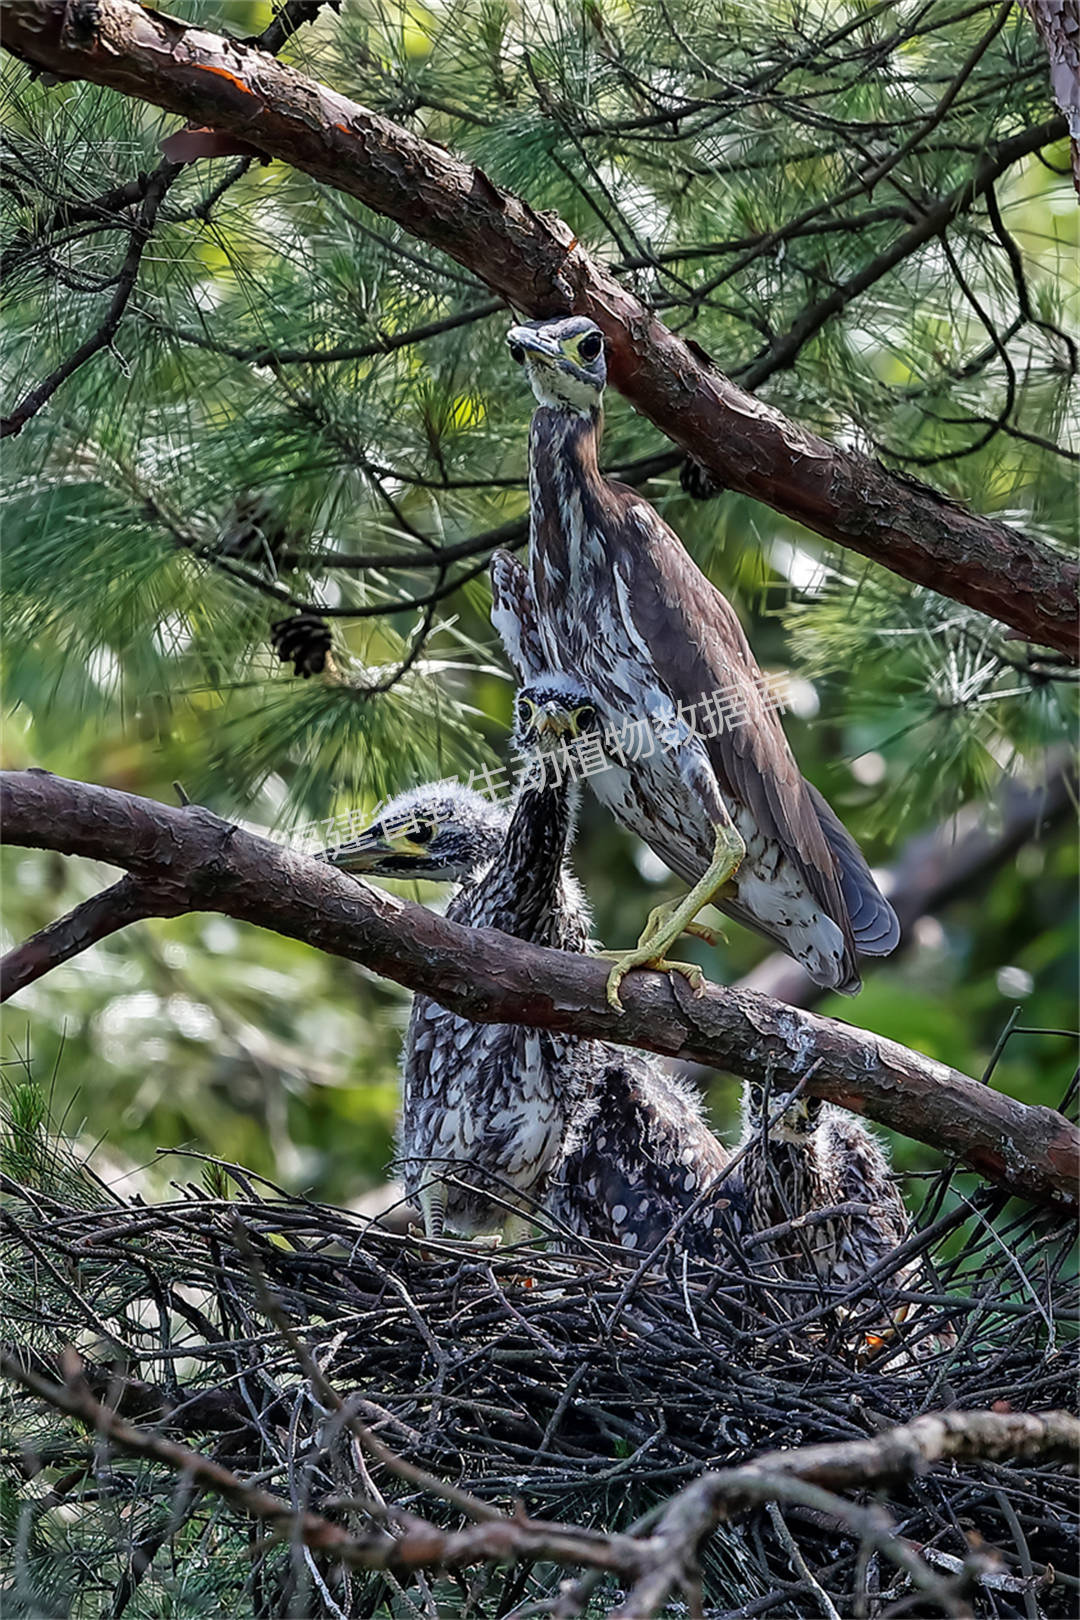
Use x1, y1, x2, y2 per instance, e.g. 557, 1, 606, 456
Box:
198, 64, 253, 95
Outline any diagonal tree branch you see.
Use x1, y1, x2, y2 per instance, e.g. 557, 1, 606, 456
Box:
610, 1408, 1080, 1618
1, 769, 1077, 1209
0, 0, 1075, 656
0, 872, 182, 997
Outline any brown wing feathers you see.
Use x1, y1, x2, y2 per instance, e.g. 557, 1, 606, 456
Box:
622, 501, 859, 963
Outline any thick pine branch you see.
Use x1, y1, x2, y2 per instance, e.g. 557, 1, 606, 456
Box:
1, 0, 1076, 656
1, 770, 1077, 1209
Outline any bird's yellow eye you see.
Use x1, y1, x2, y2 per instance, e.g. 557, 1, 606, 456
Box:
517, 695, 538, 727
570, 703, 596, 735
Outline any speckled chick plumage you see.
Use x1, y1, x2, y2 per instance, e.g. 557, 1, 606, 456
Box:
327, 550, 744, 1252
372, 777, 600, 1237
550, 1059, 740, 1259
333, 769, 738, 1248
500, 315, 899, 993
738, 1084, 909, 1291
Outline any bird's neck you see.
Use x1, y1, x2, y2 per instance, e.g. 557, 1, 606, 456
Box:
527, 407, 609, 603
470, 777, 582, 946
528, 404, 603, 487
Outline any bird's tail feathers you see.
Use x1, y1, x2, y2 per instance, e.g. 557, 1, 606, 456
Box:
806, 783, 900, 958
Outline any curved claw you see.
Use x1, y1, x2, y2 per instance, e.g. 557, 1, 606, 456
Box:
670, 959, 706, 997
682, 918, 726, 948
599, 825, 741, 1008
598, 949, 706, 1010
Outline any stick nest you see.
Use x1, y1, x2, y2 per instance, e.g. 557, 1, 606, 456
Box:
1, 1136, 1076, 1619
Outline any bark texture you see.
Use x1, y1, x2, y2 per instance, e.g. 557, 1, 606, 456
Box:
1022, 0, 1080, 192
2, 0, 1076, 655
2, 769, 1077, 1209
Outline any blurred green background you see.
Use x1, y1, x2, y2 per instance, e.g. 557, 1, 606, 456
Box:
1, 0, 1076, 1205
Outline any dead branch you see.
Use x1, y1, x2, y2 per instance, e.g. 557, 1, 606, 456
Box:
2, 768, 1077, 1209
614, 1410, 1080, 1619
1, 0, 1075, 655
4, 1143, 1076, 1617
3, 1344, 1073, 1618
0, 1347, 641, 1580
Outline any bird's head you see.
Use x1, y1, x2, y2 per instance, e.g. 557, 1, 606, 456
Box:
506, 317, 606, 414
323, 781, 507, 882
514, 675, 599, 754
745, 1082, 821, 1145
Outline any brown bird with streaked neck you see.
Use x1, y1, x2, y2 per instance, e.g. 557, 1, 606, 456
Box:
497, 314, 899, 1008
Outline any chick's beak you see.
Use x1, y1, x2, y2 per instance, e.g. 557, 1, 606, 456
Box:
531, 704, 577, 737
323, 831, 391, 873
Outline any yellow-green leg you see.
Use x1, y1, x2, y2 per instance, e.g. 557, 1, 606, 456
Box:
601, 823, 745, 1010
635, 904, 728, 950
419, 1180, 447, 1240
414, 1182, 534, 1252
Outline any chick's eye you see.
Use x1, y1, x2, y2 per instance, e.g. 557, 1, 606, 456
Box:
411, 821, 435, 845
508, 342, 526, 365
578, 332, 603, 361
573, 704, 596, 731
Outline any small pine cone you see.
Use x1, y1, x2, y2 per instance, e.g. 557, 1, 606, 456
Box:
218, 492, 289, 567
679, 457, 725, 500
270, 612, 331, 677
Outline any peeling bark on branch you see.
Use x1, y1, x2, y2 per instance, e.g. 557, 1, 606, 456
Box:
1, 0, 1076, 655
2, 770, 1077, 1210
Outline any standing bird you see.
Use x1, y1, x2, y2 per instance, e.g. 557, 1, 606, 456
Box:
325, 553, 742, 1256
501, 316, 899, 1007
325, 763, 597, 1242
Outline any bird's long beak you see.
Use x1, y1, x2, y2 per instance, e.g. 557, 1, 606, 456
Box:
323, 830, 391, 873
531, 704, 577, 738
506, 325, 563, 365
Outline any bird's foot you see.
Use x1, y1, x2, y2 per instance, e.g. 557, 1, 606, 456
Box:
614, 823, 743, 995
596, 947, 706, 1011
407, 1223, 504, 1259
